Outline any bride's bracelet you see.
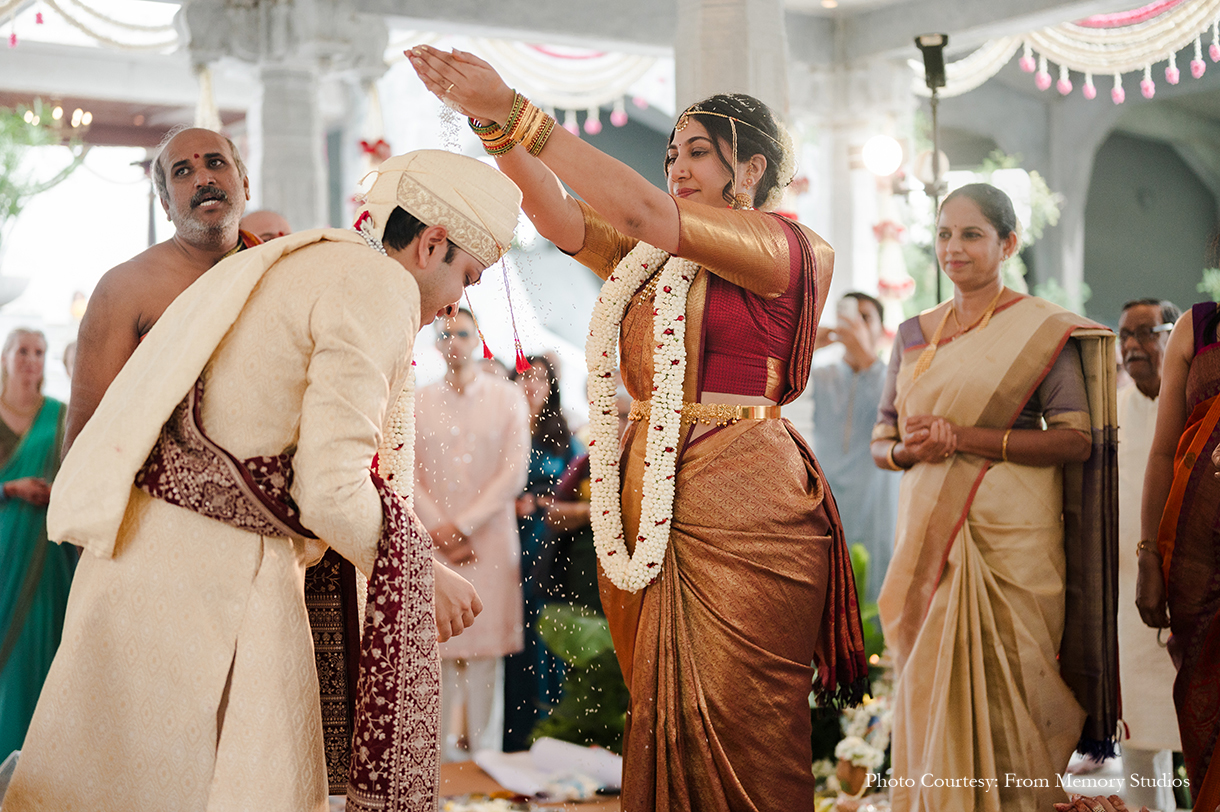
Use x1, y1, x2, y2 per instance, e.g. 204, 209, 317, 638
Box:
469, 117, 515, 155
467, 91, 556, 157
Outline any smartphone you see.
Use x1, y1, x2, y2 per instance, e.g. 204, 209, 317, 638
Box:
836, 297, 856, 321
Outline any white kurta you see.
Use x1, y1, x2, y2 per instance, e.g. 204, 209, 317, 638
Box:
5, 239, 418, 812
414, 373, 529, 660
1116, 383, 1181, 751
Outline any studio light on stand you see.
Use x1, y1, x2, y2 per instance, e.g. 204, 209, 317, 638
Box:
916, 32, 949, 301
862, 134, 916, 331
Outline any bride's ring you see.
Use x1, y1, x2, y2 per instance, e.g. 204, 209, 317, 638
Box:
445, 82, 455, 94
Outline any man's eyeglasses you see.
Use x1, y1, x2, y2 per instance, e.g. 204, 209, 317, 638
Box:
1118, 323, 1173, 344
437, 330, 471, 340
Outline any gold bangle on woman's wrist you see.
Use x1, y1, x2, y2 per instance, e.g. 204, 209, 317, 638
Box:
469, 91, 560, 159
1136, 539, 1160, 558
886, 440, 903, 471
469, 117, 515, 155
1000, 428, 1012, 462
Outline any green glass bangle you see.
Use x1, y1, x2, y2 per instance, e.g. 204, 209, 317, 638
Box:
468, 117, 500, 136
502, 92, 527, 140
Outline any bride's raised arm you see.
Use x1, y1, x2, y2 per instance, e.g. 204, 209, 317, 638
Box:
408, 45, 681, 254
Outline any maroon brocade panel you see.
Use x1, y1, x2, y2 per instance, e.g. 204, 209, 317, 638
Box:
135, 377, 312, 539
346, 474, 440, 812
136, 377, 440, 807
305, 550, 360, 795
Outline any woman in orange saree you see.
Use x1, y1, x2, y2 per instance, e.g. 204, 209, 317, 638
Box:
871, 184, 1119, 812
409, 48, 868, 812
1138, 301, 1220, 812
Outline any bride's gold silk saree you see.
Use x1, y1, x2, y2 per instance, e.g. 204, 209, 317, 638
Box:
572, 198, 867, 812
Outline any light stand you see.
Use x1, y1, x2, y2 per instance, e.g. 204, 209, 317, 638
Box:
916, 33, 948, 301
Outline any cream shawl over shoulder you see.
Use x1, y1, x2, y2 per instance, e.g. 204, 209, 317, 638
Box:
49, 228, 410, 558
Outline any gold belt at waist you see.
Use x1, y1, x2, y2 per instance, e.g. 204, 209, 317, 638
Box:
629, 399, 782, 428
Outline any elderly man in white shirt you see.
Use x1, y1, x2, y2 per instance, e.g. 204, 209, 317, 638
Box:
1115, 297, 1182, 812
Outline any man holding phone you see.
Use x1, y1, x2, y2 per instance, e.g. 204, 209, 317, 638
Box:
809, 291, 899, 602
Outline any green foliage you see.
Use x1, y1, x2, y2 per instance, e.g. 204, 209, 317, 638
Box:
977, 151, 1062, 246
809, 545, 893, 768
810, 714, 843, 763
848, 544, 885, 664
1032, 277, 1093, 315
530, 604, 630, 753
1199, 268, 1220, 302
903, 240, 944, 315
0, 103, 86, 250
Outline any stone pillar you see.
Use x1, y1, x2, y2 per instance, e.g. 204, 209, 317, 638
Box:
674, 0, 790, 112
181, 0, 388, 232
1045, 100, 1123, 313
248, 64, 327, 230
790, 59, 916, 304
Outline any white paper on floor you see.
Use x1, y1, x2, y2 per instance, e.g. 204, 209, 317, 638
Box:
473, 737, 623, 799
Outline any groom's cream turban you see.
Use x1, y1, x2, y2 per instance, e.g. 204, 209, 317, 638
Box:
355, 150, 522, 267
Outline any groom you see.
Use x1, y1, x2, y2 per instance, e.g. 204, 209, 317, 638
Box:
5, 150, 522, 812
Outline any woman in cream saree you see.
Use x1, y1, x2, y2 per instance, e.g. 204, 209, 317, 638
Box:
872, 184, 1118, 812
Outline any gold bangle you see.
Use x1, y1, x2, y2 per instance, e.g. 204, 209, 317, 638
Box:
1136, 539, 1160, 557
507, 102, 542, 145
886, 440, 903, 471
500, 92, 527, 138
1001, 428, 1012, 462
525, 112, 556, 156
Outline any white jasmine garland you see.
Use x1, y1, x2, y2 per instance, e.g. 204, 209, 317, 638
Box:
377, 364, 416, 506
586, 241, 699, 592
358, 221, 417, 506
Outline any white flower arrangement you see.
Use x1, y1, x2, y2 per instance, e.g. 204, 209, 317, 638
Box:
836, 679, 893, 774
834, 736, 885, 771
585, 241, 699, 592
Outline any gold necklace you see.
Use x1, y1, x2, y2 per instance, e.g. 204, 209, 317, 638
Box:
0, 393, 43, 420
950, 286, 1005, 335
912, 287, 1005, 381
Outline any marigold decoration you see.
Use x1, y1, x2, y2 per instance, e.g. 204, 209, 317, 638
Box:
359, 138, 392, 163
586, 241, 698, 592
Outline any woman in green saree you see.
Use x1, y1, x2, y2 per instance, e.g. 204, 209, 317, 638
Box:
0, 328, 72, 757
